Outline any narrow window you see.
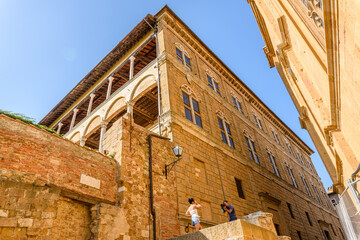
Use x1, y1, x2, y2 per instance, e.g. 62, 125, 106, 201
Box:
272, 131, 280, 144
184, 55, 191, 70
182, 92, 202, 128
297, 151, 305, 165
218, 117, 234, 148
286, 165, 298, 188
321, 189, 331, 208
305, 211, 312, 226
285, 141, 294, 157
339, 228, 345, 239
192, 99, 202, 127
232, 96, 243, 114
245, 136, 259, 164
253, 115, 263, 130
207, 75, 220, 95
235, 178, 245, 199
176, 47, 191, 71
268, 152, 280, 177
312, 184, 323, 204
324, 230, 331, 240
274, 224, 281, 235
287, 203, 295, 219
330, 224, 336, 236
297, 231, 303, 240
176, 48, 183, 63
207, 75, 214, 90
301, 176, 312, 197
307, 159, 313, 171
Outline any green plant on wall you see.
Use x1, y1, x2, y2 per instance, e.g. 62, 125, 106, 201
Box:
0, 110, 63, 137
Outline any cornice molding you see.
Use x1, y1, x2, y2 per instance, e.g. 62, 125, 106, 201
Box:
247, 0, 275, 68
161, 10, 313, 155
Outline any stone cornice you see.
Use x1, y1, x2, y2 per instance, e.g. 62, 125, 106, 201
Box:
158, 8, 314, 155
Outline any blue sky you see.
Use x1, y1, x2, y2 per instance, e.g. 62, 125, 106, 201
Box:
0, 1, 333, 188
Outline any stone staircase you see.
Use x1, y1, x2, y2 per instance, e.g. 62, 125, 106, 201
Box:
168, 212, 291, 240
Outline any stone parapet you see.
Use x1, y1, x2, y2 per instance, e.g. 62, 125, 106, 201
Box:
0, 114, 119, 203
167, 211, 290, 240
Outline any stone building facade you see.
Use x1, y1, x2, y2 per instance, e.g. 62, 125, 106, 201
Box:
246, 0, 360, 237
38, 6, 343, 240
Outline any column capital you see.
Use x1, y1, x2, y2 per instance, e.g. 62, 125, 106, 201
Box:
126, 101, 134, 107
130, 55, 136, 61
73, 108, 79, 113
108, 76, 114, 82
101, 120, 109, 127
90, 93, 96, 98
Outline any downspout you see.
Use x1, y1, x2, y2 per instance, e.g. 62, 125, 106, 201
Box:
144, 17, 162, 136
148, 134, 170, 240
154, 26, 162, 136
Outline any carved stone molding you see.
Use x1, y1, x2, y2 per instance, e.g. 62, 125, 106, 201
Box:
216, 110, 229, 123
276, 16, 292, 68
180, 84, 199, 101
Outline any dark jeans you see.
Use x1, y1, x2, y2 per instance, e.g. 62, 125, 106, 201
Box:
229, 217, 237, 222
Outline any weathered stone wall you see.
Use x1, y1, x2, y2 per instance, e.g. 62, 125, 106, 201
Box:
0, 115, 118, 203
155, 12, 345, 240
102, 117, 180, 239
0, 114, 180, 239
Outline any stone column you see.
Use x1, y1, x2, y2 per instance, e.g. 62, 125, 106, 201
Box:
80, 136, 87, 146
87, 93, 96, 116
56, 123, 63, 134
99, 120, 108, 153
126, 100, 134, 117
70, 108, 78, 130
106, 76, 114, 99
129, 55, 136, 80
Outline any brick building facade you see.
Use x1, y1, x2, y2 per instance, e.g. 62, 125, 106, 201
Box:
38, 6, 344, 240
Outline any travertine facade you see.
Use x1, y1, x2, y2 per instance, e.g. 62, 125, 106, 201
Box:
36, 6, 345, 240
247, 0, 360, 237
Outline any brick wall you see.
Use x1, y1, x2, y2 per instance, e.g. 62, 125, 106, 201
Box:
0, 114, 181, 239
0, 115, 118, 203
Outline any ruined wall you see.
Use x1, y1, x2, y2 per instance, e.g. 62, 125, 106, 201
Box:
102, 117, 180, 239
0, 114, 121, 239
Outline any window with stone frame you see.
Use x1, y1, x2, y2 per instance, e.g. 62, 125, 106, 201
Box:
244, 131, 260, 164
296, 150, 305, 165
311, 181, 323, 204
175, 43, 192, 71
181, 85, 202, 128
285, 139, 295, 157
253, 114, 263, 130
300, 173, 312, 197
285, 161, 298, 188
272, 130, 280, 145
267, 149, 280, 177
307, 158, 315, 172
231, 95, 244, 114
320, 188, 331, 209
217, 115, 234, 148
207, 75, 220, 95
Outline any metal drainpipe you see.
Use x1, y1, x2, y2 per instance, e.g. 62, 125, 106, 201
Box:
148, 134, 170, 240
154, 26, 162, 136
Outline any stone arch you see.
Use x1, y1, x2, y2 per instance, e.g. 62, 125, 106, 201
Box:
83, 115, 101, 138
129, 74, 157, 102
105, 97, 126, 121
180, 84, 199, 101
216, 110, 229, 123
175, 42, 190, 57
69, 131, 81, 143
